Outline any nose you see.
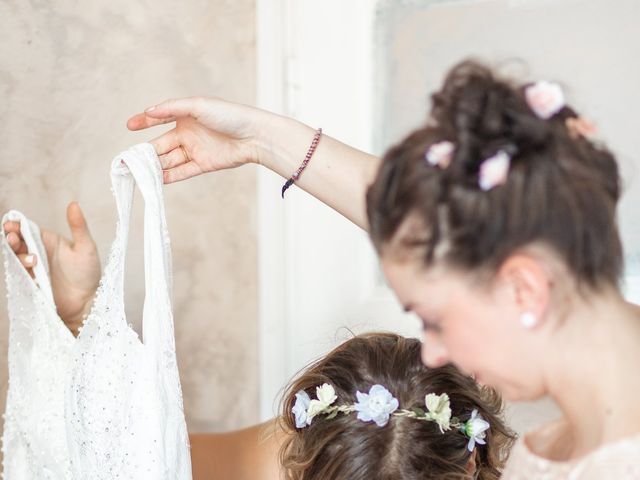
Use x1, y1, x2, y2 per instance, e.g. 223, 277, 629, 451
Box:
421, 331, 450, 368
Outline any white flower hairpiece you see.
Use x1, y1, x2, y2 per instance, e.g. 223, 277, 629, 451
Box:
525, 80, 566, 119
464, 409, 490, 452
355, 384, 399, 427
292, 384, 490, 452
425, 392, 453, 432
425, 141, 455, 169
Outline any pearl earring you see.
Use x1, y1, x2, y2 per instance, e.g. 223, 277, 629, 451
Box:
520, 311, 537, 329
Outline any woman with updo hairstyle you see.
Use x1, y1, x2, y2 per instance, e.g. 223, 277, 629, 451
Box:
366, 61, 639, 478
279, 333, 514, 480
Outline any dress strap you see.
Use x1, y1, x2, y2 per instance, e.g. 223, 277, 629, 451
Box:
1, 210, 55, 306
109, 143, 173, 354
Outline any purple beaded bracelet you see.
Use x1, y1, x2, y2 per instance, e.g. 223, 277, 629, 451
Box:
281, 128, 323, 198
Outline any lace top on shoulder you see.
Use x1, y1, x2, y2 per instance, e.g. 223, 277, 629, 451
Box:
502, 421, 640, 479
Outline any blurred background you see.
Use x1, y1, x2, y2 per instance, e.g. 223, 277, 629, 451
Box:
1, 0, 639, 468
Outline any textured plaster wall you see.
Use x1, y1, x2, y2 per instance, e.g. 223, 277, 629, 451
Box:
0, 0, 259, 467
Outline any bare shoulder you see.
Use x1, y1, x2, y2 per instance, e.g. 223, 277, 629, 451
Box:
190, 419, 289, 480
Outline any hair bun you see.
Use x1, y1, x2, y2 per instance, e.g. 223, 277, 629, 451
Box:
430, 61, 552, 173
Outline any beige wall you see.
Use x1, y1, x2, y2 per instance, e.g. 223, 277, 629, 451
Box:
0, 0, 259, 463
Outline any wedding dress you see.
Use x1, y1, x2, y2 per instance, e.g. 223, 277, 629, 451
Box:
1, 211, 75, 479
2, 144, 192, 480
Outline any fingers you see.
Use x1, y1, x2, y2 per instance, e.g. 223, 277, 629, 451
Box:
127, 113, 177, 131
3, 222, 28, 254
146, 97, 207, 120
6, 231, 27, 254
3, 220, 21, 236
66, 202, 95, 248
127, 97, 206, 131
2, 222, 36, 273
159, 146, 189, 170
17, 253, 37, 269
163, 161, 204, 184
149, 128, 180, 156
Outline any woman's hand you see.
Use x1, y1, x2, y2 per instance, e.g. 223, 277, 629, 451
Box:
2, 202, 101, 335
127, 97, 274, 184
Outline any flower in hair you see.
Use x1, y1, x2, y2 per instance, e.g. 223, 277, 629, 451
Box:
354, 385, 400, 427
292, 390, 312, 428
291, 383, 491, 452
425, 393, 453, 433
478, 150, 511, 191
525, 81, 566, 119
425, 141, 455, 169
307, 383, 338, 420
464, 409, 490, 452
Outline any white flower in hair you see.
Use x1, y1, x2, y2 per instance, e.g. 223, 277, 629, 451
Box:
424, 393, 452, 432
307, 383, 338, 420
478, 150, 511, 191
354, 384, 399, 427
464, 409, 490, 452
425, 141, 455, 169
525, 80, 566, 119
292, 390, 312, 428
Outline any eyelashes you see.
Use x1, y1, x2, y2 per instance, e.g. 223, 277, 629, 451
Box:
419, 317, 442, 333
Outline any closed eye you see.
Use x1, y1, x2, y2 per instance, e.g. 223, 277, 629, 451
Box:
419, 316, 442, 333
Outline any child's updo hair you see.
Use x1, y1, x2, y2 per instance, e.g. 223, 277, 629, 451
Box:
367, 60, 623, 288
279, 333, 515, 480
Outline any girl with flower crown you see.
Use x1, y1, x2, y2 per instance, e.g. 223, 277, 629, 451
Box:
189, 333, 514, 479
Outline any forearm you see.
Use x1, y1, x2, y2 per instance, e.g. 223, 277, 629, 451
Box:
254, 115, 381, 230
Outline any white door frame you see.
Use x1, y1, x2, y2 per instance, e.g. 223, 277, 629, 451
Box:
255, 0, 413, 420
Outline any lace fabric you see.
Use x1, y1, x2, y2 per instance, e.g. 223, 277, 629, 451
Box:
2, 144, 192, 480
502, 428, 640, 479
1, 212, 75, 479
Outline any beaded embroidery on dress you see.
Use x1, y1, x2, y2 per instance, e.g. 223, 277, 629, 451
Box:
1, 144, 191, 480
1, 212, 75, 479
65, 144, 192, 479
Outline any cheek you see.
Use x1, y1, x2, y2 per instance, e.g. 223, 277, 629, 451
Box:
439, 302, 507, 363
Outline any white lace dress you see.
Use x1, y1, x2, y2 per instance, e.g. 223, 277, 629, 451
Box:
2, 144, 192, 480
1, 211, 75, 479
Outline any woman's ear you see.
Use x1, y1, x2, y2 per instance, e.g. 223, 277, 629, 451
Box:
497, 252, 551, 328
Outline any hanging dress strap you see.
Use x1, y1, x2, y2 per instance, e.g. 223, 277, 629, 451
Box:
109, 143, 174, 357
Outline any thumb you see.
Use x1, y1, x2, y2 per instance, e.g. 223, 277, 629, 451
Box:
67, 201, 94, 247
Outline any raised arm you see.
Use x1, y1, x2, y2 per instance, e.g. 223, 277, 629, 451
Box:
127, 97, 380, 229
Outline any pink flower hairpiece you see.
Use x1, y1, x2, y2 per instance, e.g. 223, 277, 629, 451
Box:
478, 150, 511, 191
525, 81, 566, 119
425, 141, 454, 169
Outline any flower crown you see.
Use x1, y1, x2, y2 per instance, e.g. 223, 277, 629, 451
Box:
292, 384, 490, 452
425, 80, 597, 190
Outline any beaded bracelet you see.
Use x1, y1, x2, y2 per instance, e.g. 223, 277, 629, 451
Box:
281, 127, 323, 198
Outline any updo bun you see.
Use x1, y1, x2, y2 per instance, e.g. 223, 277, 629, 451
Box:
367, 60, 623, 288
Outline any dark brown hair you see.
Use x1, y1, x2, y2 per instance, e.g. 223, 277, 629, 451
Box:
366, 60, 623, 288
279, 333, 515, 480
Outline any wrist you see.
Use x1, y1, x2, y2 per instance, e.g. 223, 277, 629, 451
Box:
252, 113, 317, 177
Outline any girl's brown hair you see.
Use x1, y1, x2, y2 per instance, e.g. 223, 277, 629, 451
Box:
366, 60, 623, 288
279, 333, 515, 479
